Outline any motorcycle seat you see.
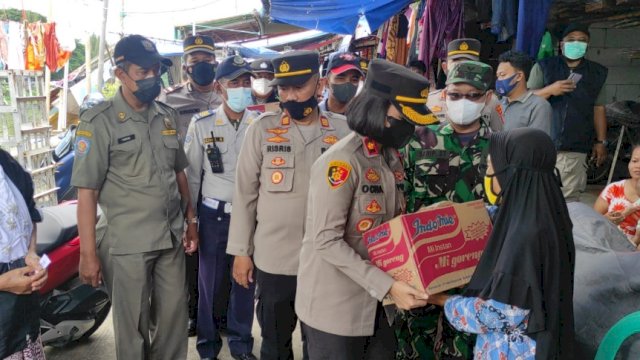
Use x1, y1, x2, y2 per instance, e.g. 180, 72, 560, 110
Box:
37, 203, 79, 255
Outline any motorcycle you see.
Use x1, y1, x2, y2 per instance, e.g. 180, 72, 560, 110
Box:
37, 201, 111, 347
587, 101, 640, 184
53, 93, 105, 202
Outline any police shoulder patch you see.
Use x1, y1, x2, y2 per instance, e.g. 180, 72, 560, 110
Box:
327, 160, 352, 189
75, 137, 91, 157
193, 110, 216, 122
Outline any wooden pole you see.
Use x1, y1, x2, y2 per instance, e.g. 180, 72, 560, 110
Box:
97, 0, 109, 92
85, 34, 92, 96
59, 61, 69, 131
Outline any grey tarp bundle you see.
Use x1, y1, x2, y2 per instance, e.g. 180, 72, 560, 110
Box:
568, 202, 640, 359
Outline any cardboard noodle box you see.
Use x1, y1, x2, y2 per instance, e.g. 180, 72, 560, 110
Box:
363, 200, 492, 303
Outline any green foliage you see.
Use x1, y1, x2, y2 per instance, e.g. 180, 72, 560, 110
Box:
1, 8, 47, 22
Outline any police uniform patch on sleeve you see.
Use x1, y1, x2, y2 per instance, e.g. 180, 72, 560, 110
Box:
327, 160, 352, 189
185, 135, 193, 144
77, 130, 92, 138
76, 137, 91, 157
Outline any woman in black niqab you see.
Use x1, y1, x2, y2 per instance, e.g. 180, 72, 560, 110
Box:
428, 128, 576, 359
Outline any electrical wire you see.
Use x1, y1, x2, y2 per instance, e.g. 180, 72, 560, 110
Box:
123, 0, 227, 15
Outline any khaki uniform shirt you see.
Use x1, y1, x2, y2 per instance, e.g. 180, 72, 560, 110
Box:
158, 82, 222, 144
227, 110, 350, 275
184, 105, 258, 208
295, 133, 404, 337
427, 89, 504, 132
71, 90, 189, 255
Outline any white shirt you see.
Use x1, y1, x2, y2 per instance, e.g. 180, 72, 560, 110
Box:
0, 165, 33, 262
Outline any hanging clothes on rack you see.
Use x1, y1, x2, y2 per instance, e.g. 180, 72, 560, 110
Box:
6, 21, 24, 70
25, 22, 45, 70
491, 0, 517, 42
536, 30, 554, 60
417, 0, 464, 70
43, 22, 72, 72
516, 0, 554, 58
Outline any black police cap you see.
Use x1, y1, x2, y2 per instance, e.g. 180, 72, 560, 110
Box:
183, 35, 215, 55
447, 38, 481, 61
250, 59, 274, 73
114, 34, 172, 69
215, 55, 253, 81
363, 59, 436, 126
270, 50, 320, 86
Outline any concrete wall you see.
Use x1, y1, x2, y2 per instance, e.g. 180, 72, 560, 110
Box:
587, 23, 640, 103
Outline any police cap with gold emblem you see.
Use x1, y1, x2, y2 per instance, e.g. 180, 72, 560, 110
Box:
215, 55, 253, 81
270, 50, 320, 86
447, 38, 481, 61
363, 59, 435, 126
250, 59, 274, 74
183, 35, 216, 55
114, 34, 173, 69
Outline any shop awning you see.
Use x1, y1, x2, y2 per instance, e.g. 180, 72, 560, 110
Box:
269, 0, 414, 35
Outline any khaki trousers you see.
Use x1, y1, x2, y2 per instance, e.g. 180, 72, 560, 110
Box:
556, 151, 588, 202
99, 236, 188, 360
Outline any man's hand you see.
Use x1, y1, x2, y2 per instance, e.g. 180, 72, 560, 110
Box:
79, 252, 102, 288
388, 281, 429, 310
232, 256, 254, 289
549, 80, 576, 97
24, 252, 42, 271
592, 143, 608, 167
183, 223, 198, 255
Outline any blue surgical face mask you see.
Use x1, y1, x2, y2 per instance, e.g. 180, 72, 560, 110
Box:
495, 73, 519, 96
224, 87, 253, 112
563, 41, 588, 60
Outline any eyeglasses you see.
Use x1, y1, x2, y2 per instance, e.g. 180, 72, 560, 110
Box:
446, 92, 486, 101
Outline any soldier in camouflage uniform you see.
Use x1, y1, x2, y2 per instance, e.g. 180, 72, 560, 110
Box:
397, 61, 495, 360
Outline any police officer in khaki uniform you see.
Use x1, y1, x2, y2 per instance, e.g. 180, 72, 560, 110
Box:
185, 55, 258, 360
227, 50, 351, 360
427, 38, 504, 132
159, 35, 222, 144
296, 59, 436, 359
72, 35, 198, 360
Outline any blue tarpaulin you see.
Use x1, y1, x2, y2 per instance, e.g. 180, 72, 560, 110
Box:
270, 0, 414, 35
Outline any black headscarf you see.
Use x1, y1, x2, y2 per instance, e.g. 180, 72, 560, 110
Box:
464, 128, 575, 360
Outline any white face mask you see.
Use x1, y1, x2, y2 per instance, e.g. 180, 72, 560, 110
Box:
445, 98, 485, 125
252, 78, 272, 97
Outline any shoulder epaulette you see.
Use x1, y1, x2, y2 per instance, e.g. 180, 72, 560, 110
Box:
193, 109, 216, 122
79, 101, 112, 123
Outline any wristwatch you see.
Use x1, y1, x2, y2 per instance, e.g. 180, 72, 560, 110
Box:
186, 217, 199, 225
595, 140, 609, 147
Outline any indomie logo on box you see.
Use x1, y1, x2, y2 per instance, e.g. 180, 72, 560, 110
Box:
364, 224, 390, 246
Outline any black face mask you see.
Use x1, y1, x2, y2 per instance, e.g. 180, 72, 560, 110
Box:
132, 76, 162, 104
281, 93, 319, 121
331, 82, 358, 103
188, 62, 216, 86
372, 116, 415, 149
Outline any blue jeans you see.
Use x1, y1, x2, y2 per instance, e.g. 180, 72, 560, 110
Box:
196, 202, 255, 357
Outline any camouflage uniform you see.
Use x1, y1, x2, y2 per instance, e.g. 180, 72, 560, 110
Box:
397, 120, 491, 360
